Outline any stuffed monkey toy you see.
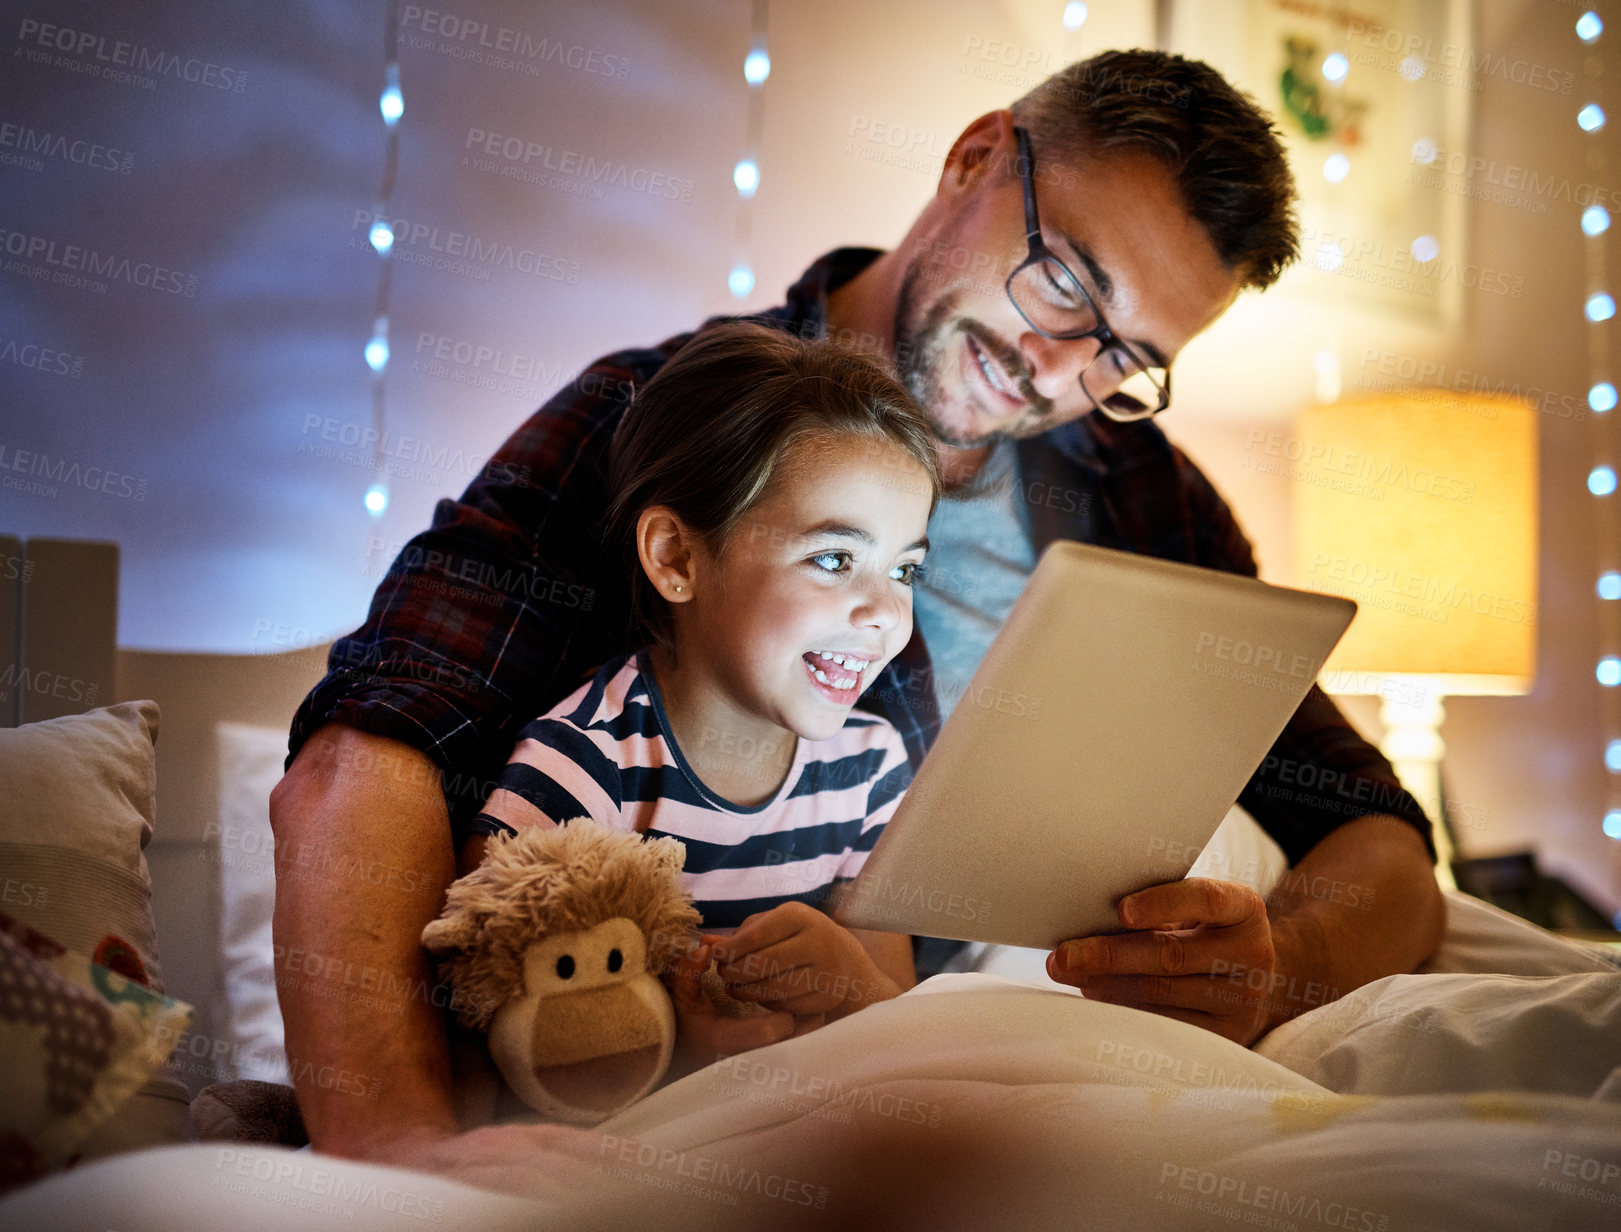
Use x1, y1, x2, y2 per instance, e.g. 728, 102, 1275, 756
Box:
421, 821, 703, 1125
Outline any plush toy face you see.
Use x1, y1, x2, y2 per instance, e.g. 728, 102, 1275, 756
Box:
421, 822, 701, 1124
486, 917, 676, 1124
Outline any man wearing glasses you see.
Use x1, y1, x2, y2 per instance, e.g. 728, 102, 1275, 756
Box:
273, 49, 1444, 1169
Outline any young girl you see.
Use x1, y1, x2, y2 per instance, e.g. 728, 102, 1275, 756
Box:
468, 320, 940, 1073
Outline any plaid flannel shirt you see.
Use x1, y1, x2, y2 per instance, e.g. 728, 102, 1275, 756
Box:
288, 247, 1435, 866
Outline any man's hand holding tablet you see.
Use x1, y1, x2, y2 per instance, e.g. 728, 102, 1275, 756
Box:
1046, 877, 1279, 1044
1045, 811, 1442, 1046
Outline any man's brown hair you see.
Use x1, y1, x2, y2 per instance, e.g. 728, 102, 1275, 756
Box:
607, 321, 941, 651
1013, 48, 1299, 289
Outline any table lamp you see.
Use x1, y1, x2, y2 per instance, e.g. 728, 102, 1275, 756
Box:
1291, 390, 1539, 888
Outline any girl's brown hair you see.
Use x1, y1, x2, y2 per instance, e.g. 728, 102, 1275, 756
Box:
606, 320, 941, 651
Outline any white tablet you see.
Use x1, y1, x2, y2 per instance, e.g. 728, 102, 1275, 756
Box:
832, 541, 1356, 949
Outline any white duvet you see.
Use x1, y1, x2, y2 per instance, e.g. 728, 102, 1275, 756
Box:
7, 892, 1619, 1232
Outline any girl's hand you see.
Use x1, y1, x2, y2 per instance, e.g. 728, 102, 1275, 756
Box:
705, 902, 902, 1019
660, 942, 795, 1081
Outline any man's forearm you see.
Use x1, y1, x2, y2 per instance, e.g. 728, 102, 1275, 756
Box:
1260, 813, 1446, 1029
269, 723, 462, 1158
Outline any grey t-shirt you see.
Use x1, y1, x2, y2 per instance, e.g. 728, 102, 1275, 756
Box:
911, 439, 1038, 723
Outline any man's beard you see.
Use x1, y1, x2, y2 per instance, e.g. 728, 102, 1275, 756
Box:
891, 263, 1056, 450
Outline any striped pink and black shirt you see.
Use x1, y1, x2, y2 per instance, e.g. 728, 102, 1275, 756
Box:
472, 651, 913, 930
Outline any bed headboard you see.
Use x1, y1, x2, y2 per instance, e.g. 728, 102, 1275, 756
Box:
0, 535, 119, 727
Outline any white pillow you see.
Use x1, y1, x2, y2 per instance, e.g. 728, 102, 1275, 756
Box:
1255, 969, 1621, 1098
1416, 888, 1620, 977
213, 722, 292, 1084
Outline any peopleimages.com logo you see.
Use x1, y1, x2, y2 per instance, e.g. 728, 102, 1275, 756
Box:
399, 6, 631, 80
15, 17, 247, 91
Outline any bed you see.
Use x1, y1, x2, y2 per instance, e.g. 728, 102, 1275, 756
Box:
1, 536, 1618, 1229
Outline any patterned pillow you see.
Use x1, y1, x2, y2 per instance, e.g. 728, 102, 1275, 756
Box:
0, 700, 196, 1184
0, 912, 191, 1193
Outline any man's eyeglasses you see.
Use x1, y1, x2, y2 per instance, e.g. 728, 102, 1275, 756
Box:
1005, 126, 1171, 421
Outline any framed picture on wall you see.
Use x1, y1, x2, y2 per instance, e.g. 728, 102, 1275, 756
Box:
1166, 0, 1471, 329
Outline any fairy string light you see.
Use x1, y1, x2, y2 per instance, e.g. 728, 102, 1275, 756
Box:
1575, 12, 1621, 859
363, 0, 403, 517
729, 0, 769, 300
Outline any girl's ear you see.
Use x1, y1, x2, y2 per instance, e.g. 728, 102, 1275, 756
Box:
636, 506, 699, 603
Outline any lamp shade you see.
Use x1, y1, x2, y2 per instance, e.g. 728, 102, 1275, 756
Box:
1291, 391, 1538, 694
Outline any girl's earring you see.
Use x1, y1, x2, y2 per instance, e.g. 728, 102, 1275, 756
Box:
674, 584, 683, 593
